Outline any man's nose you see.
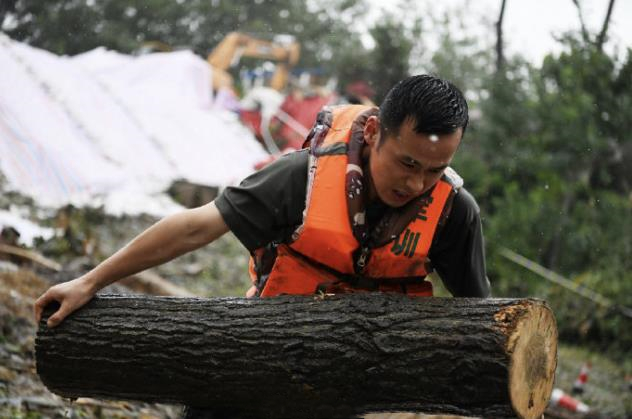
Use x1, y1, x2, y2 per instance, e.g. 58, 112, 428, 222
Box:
406, 175, 425, 194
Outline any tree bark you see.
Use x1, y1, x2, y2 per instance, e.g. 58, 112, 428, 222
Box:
36, 294, 557, 419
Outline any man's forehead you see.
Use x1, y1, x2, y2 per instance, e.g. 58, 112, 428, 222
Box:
391, 128, 460, 166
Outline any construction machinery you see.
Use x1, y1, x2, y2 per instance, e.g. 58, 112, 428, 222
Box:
207, 32, 300, 92
206, 32, 339, 158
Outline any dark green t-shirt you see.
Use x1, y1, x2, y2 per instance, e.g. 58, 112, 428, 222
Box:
215, 149, 490, 297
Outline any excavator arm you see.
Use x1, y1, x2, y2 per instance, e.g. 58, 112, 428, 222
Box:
207, 32, 300, 91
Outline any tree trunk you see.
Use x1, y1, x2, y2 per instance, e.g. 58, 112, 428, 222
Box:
36, 294, 557, 419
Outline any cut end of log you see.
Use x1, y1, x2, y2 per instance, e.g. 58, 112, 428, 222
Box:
503, 301, 557, 419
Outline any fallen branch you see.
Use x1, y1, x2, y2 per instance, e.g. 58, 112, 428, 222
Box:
0, 243, 61, 271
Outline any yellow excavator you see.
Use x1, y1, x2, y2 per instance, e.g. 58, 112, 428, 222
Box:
207, 32, 300, 92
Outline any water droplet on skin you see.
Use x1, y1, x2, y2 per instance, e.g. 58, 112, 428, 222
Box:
429, 134, 439, 143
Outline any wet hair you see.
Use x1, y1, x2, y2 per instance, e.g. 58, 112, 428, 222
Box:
379, 74, 469, 140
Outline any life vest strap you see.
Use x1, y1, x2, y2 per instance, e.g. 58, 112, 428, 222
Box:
283, 244, 427, 293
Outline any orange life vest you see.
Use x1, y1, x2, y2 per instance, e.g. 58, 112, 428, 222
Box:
247, 105, 461, 298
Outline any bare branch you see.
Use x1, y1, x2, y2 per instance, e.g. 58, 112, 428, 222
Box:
571, 0, 591, 43
597, 0, 616, 50
496, 0, 508, 73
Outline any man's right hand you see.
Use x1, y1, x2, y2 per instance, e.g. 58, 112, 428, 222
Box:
34, 276, 96, 328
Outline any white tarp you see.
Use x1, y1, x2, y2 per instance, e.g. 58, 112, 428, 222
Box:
0, 34, 268, 216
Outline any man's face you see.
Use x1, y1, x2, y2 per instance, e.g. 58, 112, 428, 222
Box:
364, 117, 462, 208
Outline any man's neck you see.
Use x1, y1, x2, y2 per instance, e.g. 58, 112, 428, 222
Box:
362, 155, 379, 207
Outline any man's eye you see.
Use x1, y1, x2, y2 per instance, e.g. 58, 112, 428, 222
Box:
429, 168, 443, 174
401, 160, 415, 168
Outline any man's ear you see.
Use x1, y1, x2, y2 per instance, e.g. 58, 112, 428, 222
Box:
364, 115, 380, 146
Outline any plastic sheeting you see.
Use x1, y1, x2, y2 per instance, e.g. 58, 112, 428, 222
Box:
0, 34, 268, 216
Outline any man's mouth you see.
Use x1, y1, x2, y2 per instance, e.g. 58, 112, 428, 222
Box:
392, 189, 412, 201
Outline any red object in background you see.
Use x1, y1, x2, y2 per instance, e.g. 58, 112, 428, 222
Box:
549, 388, 590, 413
571, 362, 591, 395
275, 93, 335, 149
240, 91, 336, 171
239, 109, 264, 140
253, 147, 297, 170
239, 93, 334, 149
345, 80, 375, 101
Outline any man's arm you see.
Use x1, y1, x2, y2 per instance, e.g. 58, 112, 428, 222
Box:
429, 188, 491, 297
34, 201, 229, 327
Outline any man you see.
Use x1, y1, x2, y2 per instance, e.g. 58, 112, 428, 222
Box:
35, 74, 489, 327
35, 73, 490, 418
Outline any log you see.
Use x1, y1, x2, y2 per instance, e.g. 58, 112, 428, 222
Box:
36, 294, 557, 419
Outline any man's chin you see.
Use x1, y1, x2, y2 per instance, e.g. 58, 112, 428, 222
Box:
382, 191, 414, 208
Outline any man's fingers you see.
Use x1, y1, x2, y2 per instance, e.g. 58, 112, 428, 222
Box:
34, 291, 55, 323
47, 302, 69, 328
47, 312, 62, 328
34, 301, 42, 323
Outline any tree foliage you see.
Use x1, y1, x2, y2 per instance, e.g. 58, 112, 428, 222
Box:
365, 11, 419, 102
469, 39, 632, 354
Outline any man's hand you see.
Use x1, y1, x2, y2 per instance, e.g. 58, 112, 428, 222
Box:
34, 276, 96, 328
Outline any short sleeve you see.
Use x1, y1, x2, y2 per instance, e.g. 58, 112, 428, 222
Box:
428, 188, 491, 297
214, 150, 309, 251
